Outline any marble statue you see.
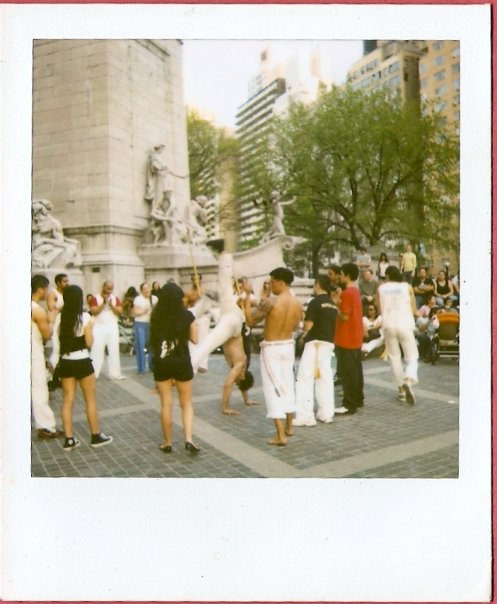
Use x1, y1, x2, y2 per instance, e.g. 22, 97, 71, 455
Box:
31, 199, 82, 268
184, 195, 208, 245
261, 190, 295, 243
144, 144, 172, 218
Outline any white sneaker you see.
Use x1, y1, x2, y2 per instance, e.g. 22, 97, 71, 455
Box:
292, 418, 317, 427
110, 375, 126, 381
397, 392, 407, 401
334, 406, 348, 414
317, 417, 334, 424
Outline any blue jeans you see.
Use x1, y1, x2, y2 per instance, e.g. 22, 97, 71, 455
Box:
134, 321, 150, 373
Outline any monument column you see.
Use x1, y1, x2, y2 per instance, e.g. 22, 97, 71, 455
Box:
32, 39, 190, 295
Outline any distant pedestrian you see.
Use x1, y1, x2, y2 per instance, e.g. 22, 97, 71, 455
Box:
132, 282, 157, 374
375, 252, 390, 282
377, 266, 419, 405
400, 243, 417, 284
150, 282, 200, 454
52, 285, 113, 450
294, 275, 338, 427
31, 274, 63, 440
332, 263, 364, 415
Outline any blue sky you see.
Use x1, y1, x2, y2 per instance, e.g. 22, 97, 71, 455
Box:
182, 39, 363, 129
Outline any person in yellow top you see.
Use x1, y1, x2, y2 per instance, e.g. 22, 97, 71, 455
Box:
400, 243, 417, 284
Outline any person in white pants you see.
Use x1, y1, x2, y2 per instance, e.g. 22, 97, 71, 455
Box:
185, 274, 215, 373
31, 274, 63, 439
294, 275, 338, 426
190, 242, 245, 370
377, 266, 419, 405
89, 280, 126, 380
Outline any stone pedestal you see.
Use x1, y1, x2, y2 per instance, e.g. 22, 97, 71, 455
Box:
232, 235, 307, 298
138, 242, 216, 287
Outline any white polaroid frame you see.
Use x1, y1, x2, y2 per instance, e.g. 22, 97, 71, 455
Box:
0, 4, 491, 602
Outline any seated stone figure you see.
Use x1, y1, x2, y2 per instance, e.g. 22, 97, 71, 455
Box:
32, 199, 81, 268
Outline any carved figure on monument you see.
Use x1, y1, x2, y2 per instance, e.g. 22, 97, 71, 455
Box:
260, 190, 295, 243
31, 199, 82, 269
144, 144, 172, 217
150, 197, 188, 246
185, 195, 208, 246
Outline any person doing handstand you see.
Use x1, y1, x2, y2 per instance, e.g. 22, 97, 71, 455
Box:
190, 239, 252, 415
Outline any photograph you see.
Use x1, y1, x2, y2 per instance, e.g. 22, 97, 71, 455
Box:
1, 3, 491, 602
30, 37, 461, 479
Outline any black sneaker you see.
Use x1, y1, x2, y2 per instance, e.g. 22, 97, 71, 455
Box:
90, 432, 113, 448
62, 437, 81, 451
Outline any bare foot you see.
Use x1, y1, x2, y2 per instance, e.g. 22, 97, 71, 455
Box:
284, 429, 294, 437
267, 437, 287, 446
244, 399, 261, 406
222, 409, 240, 416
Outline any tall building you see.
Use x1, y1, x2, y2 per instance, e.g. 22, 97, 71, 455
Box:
419, 40, 460, 132
235, 46, 332, 248
347, 39, 460, 128
348, 40, 426, 106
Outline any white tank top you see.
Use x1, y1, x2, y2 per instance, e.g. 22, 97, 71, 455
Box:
379, 282, 415, 330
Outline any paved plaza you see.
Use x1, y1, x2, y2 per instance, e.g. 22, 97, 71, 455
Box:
32, 351, 459, 479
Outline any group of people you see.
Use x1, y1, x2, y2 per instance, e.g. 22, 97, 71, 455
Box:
31, 241, 460, 456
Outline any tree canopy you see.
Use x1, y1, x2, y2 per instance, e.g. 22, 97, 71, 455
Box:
245, 85, 459, 274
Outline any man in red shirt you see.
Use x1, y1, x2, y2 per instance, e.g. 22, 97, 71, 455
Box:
331, 263, 364, 415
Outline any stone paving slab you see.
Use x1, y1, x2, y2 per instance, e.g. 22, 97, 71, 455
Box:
31, 352, 459, 479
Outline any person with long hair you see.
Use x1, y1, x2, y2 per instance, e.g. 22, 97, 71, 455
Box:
52, 285, 113, 451
150, 282, 200, 454
375, 252, 390, 282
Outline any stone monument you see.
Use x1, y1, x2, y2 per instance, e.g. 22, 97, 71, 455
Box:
31, 198, 83, 284
32, 39, 191, 296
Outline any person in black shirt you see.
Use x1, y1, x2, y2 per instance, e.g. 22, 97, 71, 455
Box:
52, 285, 113, 451
294, 275, 338, 427
150, 282, 200, 454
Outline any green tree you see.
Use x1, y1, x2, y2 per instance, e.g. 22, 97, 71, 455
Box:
255, 85, 459, 274
187, 109, 239, 199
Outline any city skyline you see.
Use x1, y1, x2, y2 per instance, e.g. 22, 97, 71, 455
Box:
182, 39, 363, 129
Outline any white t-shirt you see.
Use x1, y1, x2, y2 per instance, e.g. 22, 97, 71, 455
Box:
91, 294, 120, 326
133, 294, 157, 323
379, 282, 415, 330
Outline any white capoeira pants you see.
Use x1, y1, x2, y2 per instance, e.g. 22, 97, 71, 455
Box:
362, 334, 385, 355
31, 349, 56, 431
190, 252, 245, 371
383, 327, 419, 387
260, 340, 296, 419
295, 340, 335, 422
90, 322, 122, 378
190, 312, 243, 371
189, 314, 211, 371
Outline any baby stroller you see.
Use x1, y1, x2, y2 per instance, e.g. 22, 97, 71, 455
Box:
431, 313, 459, 364
118, 319, 135, 355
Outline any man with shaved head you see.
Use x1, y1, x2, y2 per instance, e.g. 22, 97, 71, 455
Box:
89, 280, 125, 380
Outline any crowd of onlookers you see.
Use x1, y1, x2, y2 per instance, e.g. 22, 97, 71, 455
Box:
340, 246, 460, 364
